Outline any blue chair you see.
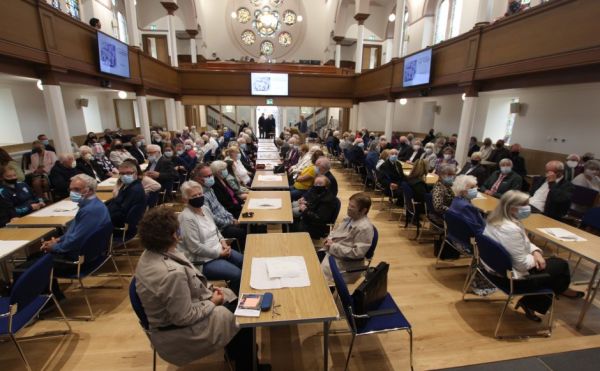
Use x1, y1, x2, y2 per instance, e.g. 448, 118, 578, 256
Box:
400, 182, 421, 238
329, 256, 413, 370
424, 193, 444, 234
54, 222, 123, 320
129, 278, 157, 371
112, 203, 147, 271
1, 254, 71, 370
436, 210, 475, 268
465, 234, 555, 338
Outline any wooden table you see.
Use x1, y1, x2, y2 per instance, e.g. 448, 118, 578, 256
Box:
237, 232, 339, 371
401, 171, 439, 185
0, 227, 55, 280
97, 176, 118, 192
251, 171, 290, 190
257, 152, 281, 161
257, 146, 278, 153
401, 161, 414, 170
471, 193, 499, 214
238, 191, 293, 232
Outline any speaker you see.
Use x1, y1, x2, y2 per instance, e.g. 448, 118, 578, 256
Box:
78, 98, 89, 108
510, 102, 521, 114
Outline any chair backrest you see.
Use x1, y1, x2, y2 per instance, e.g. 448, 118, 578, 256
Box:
146, 191, 159, 209
328, 256, 354, 327
10, 254, 53, 310
571, 185, 599, 207
581, 207, 600, 231
129, 277, 150, 330
365, 226, 379, 260
126, 203, 147, 237
80, 222, 115, 263
424, 193, 434, 216
331, 197, 342, 224
444, 209, 476, 246
400, 182, 415, 213
475, 234, 513, 277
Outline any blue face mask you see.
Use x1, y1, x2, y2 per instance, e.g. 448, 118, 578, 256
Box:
314, 167, 320, 175
148, 155, 157, 163
389, 155, 398, 162
466, 188, 478, 200
221, 170, 229, 178
442, 176, 455, 186
42, 140, 49, 146
70, 191, 83, 203
121, 174, 135, 185
516, 205, 531, 219
204, 176, 215, 188
500, 166, 512, 174
357, 143, 364, 148
164, 151, 173, 158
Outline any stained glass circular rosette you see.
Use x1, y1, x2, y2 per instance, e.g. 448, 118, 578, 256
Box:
278, 32, 292, 47
260, 40, 274, 56
254, 7, 280, 37
271, 0, 284, 7
250, 0, 262, 6
241, 30, 256, 45
283, 10, 296, 25
237, 8, 251, 24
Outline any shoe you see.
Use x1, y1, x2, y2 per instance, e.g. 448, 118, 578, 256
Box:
515, 300, 542, 322
562, 290, 585, 300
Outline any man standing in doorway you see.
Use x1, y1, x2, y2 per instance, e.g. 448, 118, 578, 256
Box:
296, 115, 308, 134
258, 113, 266, 138
266, 114, 276, 139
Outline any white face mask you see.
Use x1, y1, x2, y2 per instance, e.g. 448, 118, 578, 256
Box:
566, 160, 578, 169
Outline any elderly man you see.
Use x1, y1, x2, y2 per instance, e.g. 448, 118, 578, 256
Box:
145, 144, 177, 193
107, 161, 145, 228
480, 158, 523, 198
291, 176, 338, 239
377, 148, 405, 204
404, 139, 425, 164
49, 153, 81, 199
397, 136, 411, 161
529, 160, 574, 220
458, 151, 489, 187
320, 192, 375, 283
565, 153, 582, 181
315, 156, 338, 197
509, 143, 527, 178
77, 145, 111, 181
349, 138, 365, 168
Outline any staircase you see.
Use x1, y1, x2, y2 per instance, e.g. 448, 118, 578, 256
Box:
206, 106, 239, 132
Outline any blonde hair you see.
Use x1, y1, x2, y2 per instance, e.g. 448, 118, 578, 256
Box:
487, 190, 529, 225
408, 159, 428, 180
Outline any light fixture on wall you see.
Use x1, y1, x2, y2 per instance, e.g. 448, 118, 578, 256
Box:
461, 93, 466, 101
297, 15, 303, 22
36, 79, 44, 91
118, 90, 127, 99
231, 11, 237, 19
388, 13, 396, 22
399, 98, 408, 105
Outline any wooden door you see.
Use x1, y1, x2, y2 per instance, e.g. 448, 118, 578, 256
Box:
362, 44, 382, 70
142, 34, 169, 65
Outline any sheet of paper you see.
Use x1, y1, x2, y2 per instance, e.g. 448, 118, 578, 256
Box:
140, 163, 149, 171
475, 192, 487, 200
99, 177, 118, 187
248, 198, 282, 210
258, 175, 283, 182
31, 200, 79, 217
538, 228, 587, 242
250, 256, 310, 290
0, 240, 31, 260
266, 259, 301, 278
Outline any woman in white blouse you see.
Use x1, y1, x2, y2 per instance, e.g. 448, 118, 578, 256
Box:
224, 147, 252, 186
483, 190, 583, 322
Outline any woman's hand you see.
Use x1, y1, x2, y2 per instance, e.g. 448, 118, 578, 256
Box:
533, 251, 546, 270
210, 288, 225, 305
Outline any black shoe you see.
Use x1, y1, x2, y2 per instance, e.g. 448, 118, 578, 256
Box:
516, 300, 542, 322
562, 291, 585, 300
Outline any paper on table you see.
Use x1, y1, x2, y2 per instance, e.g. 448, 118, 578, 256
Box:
31, 200, 79, 217
266, 259, 301, 278
0, 240, 31, 260
99, 177, 118, 187
475, 192, 487, 200
248, 198, 282, 209
258, 175, 283, 182
250, 256, 310, 290
538, 228, 587, 242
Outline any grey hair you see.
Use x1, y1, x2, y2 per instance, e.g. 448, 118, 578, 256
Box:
424, 142, 435, 149
499, 158, 513, 167
210, 160, 228, 174
79, 145, 92, 154
58, 153, 74, 162
146, 144, 161, 153
452, 175, 477, 196
315, 156, 331, 171
547, 160, 564, 173
71, 174, 97, 192
438, 164, 456, 176
584, 160, 600, 171
487, 190, 529, 225
180, 180, 203, 200
470, 151, 482, 160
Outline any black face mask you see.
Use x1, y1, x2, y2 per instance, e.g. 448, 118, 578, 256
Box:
4, 178, 17, 185
313, 185, 327, 194
33, 147, 42, 154
189, 196, 205, 208
471, 160, 480, 166
114, 144, 123, 150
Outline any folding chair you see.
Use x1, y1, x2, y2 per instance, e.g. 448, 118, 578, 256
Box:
570, 207, 600, 277
1, 254, 71, 371
400, 182, 421, 239
565, 185, 599, 224
112, 203, 147, 272
329, 256, 413, 370
423, 193, 445, 243
435, 210, 474, 270
129, 277, 157, 371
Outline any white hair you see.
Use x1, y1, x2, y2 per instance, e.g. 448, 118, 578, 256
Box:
210, 160, 228, 174
180, 180, 203, 199
452, 175, 477, 196
58, 153, 74, 162
79, 145, 92, 154
146, 144, 161, 153
71, 174, 97, 192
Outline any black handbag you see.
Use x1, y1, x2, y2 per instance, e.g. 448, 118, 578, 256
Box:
351, 262, 390, 327
273, 164, 285, 174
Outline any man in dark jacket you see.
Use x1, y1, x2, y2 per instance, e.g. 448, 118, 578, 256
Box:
292, 176, 338, 239
529, 161, 573, 220
49, 153, 81, 199
480, 158, 522, 198
145, 144, 177, 192
315, 156, 338, 197
508, 143, 527, 177
487, 139, 511, 164
377, 149, 405, 204
458, 152, 489, 187
258, 113, 266, 138
0, 165, 44, 227
107, 162, 145, 228
397, 136, 411, 161
77, 146, 112, 181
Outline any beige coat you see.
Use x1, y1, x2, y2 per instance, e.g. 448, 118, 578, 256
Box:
321, 215, 374, 283
135, 249, 238, 366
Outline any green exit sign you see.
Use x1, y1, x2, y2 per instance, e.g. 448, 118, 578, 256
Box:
266, 98, 274, 105
150, 24, 157, 31
368, 35, 376, 41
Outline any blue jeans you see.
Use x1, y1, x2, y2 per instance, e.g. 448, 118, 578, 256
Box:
202, 250, 244, 294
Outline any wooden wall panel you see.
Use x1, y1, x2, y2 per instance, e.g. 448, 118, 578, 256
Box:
0, 0, 46, 63
181, 96, 352, 107
139, 55, 179, 93
354, 64, 393, 99
288, 75, 354, 98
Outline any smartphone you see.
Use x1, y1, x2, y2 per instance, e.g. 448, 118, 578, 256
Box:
261, 292, 273, 311
242, 211, 254, 218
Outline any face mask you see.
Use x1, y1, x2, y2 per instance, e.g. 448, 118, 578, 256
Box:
425, 148, 433, 154
188, 196, 205, 208
71, 161, 77, 169
136, 141, 142, 148
584, 169, 598, 177
466, 188, 478, 200
566, 160, 578, 169
121, 174, 135, 185
42, 140, 49, 146
5, 178, 17, 185
357, 143, 364, 148
176, 150, 184, 156
184, 145, 191, 150
204, 176, 215, 188
221, 169, 229, 178
516, 205, 531, 220
444, 154, 452, 160
500, 166, 512, 174
442, 176, 455, 186
70, 191, 83, 203
313, 185, 326, 194
471, 160, 479, 166
148, 155, 158, 162
389, 155, 398, 162
413, 145, 421, 151
164, 151, 173, 158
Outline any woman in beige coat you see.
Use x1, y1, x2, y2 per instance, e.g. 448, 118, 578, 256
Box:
134, 207, 265, 370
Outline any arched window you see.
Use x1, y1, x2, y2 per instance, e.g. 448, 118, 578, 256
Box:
433, 0, 463, 44
65, 0, 80, 20
401, 6, 409, 57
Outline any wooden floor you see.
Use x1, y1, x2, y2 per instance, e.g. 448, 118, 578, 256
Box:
3, 167, 600, 370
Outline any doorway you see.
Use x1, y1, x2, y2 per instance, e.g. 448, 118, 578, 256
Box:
362, 44, 382, 71
142, 34, 169, 65
256, 106, 280, 138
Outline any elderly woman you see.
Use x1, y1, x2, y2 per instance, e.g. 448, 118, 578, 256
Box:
211, 160, 248, 201
91, 143, 118, 176
422, 142, 438, 171
479, 137, 494, 161
178, 181, 243, 293
109, 139, 135, 167
29, 140, 57, 175
49, 153, 80, 199
377, 149, 390, 170
291, 150, 323, 201
484, 190, 583, 322
405, 139, 425, 164
134, 207, 261, 370
449, 175, 486, 234
77, 145, 111, 181
572, 159, 600, 192
225, 147, 252, 186
432, 164, 456, 215
107, 161, 145, 228
435, 147, 459, 174
289, 144, 313, 176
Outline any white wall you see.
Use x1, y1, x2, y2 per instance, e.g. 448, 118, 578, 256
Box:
7, 81, 49, 143
148, 99, 167, 127
0, 89, 25, 145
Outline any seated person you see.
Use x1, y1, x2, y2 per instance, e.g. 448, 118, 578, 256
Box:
377, 149, 405, 205
91, 143, 118, 176
134, 207, 262, 370
572, 159, 600, 192
178, 181, 243, 293
194, 164, 243, 218
349, 138, 366, 168
107, 161, 145, 228
484, 190, 583, 322
509, 143, 527, 178
315, 156, 338, 197
480, 158, 523, 198
289, 144, 312, 176
397, 136, 411, 161
224, 160, 250, 195
434, 147, 459, 174
284, 138, 301, 170
225, 147, 252, 186
212, 160, 248, 201
320, 192, 375, 283
487, 139, 511, 165
114, 160, 161, 196
423, 142, 438, 171
77, 145, 112, 181
175, 141, 198, 174
432, 164, 456, 215
145, 144, 178, 193
364, 141, 380, 172
405, 159, 429, 216
109, 139, 135, 167
404, 140, 425, 164
529, 160, 573, 220
0, 148, 24, 182
0, 165, 45, 227
28, 140, 57, 198
291, 176, 337, 239
37, 133, 56, 153
49, 153, 81, 199
290, 150, 323, 201
458, 151, 489, 187
376, 149, 389, 170
128, 135, 147, 165
449, 174, 485, 234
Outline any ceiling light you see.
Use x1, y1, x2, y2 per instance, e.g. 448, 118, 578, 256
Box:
118, 90, 127, 99
461, 93, 466, 101
297, 15, 303, 22
231, 11, 237, 19
36, 80, 43, 91
399, 98, 407, 105
388, 13, 396, 22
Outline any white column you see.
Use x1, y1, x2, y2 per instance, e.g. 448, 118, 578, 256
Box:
391, 0, 406, 58
335, 43, 341, 68
165, 98, 177, 132
455, 95, 478, 166
355, 23, 365, 73
176, 100, 186, 130
250, 107, 257, 133
383, 39, 393, 63
421, 16, 434, 49
476, 0, 494, 24
190, 38, 197, 63
41, 84, 72, 154
125, 0, 141, 48
282, 108, 288, 129
136, 95, 151, 142
384, 100, 395, 141
162, 3, 179, 67
199, 105, 208, 128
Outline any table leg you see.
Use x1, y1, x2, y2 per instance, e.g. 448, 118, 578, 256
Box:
252, 327, 258, 371
323, 321, 330, 370
576, 264, 599, 329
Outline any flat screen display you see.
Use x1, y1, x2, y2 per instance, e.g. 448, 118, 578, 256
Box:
97, 32, 130, 78
402, 48, 432, 87
251, 73, 288, 96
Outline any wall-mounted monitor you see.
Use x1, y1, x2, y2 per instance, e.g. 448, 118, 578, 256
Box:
251, 73, 288, 96
97, 31, 130, 78
402, 48, 432, 88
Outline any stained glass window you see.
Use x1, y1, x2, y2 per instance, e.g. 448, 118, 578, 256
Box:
278, 32, 291, 46
434, 0, 449, 44
241, 30, 256, 45
283, 10, 296, 25
237, 8, 251, 23
254, 7, 280, 37
260, 40, 274, 56
65, 0, 80, 20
